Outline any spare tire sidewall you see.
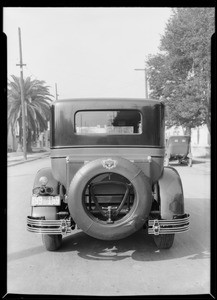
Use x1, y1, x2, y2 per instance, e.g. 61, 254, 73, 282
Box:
68, 157, 152, 240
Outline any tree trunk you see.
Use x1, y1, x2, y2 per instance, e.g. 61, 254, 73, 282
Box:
18, 117, 22, 145
27, 129, 33, 153
16, 142, 23, 152
206, 84, 211, 135
206, 105, 211, 135
184, 126, 192, 136
17, 118, 23, 152
11, 126, 16, 152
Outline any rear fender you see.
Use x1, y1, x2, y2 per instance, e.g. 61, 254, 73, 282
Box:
31, 206, 58, 220
158, 167, 185, 219
187, 152, 193, 158
33, 167, 59, 193
31, 168, 59, 220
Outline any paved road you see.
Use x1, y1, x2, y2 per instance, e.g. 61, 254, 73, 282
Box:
7, 157, 210, 296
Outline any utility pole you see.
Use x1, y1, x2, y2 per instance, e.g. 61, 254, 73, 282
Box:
55, 83, 59, 101
134, 64, 149, 98
16, 27, 27, 160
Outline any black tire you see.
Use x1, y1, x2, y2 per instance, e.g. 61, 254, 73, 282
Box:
153, 234, 175, 249
42, 234, 62, 251
68, 157, 152, 240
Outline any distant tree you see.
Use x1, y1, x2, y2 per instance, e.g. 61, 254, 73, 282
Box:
146, 7, 214, 134
8, 75, 54, 152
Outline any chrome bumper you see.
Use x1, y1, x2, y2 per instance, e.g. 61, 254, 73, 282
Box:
27, 216, 72, 235
148, 214, 190, 235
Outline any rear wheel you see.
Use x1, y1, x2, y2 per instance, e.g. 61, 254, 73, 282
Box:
42, 234, 62, 251
153, 234, 175, 249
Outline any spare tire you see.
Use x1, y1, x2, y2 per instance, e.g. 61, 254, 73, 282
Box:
68, 157, 152, 240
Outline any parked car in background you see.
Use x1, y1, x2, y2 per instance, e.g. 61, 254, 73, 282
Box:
27, 98, 190, 251
165, 135, 192, 167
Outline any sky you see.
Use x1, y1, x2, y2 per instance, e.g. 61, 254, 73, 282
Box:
4, 7, 172, 99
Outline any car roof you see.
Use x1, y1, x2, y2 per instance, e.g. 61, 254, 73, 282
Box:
169, 135, 190, 138
168, 136, 191, 142
54, 98, 162, 109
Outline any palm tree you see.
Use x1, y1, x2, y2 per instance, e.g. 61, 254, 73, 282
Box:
8, 75, 54, 152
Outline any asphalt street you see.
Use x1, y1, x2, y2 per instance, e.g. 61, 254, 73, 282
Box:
7, 157, 210, 296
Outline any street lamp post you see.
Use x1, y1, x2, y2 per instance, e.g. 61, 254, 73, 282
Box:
55, 83, 59, 101
134, 63, 149, 98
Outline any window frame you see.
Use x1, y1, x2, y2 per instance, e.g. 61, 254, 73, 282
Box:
74, 109, 143, 136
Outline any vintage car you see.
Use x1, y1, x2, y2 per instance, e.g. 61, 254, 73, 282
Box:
165, 135, 193, 167
27, 98, 190, 251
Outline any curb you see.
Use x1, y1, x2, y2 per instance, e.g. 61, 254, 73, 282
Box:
7, 152, 50, 167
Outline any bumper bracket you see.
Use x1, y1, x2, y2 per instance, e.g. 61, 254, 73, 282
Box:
148, 214, 190, 235
27, 216, 72, 235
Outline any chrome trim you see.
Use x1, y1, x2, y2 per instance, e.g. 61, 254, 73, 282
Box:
148, 214, 190, 235
50, 147, 165, 158
27, 217, 71, 235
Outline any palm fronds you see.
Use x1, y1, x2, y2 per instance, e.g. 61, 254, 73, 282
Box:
8, 75, 54, 148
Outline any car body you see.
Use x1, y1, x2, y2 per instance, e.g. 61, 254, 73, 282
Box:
27, 98, 190, 251
165, 135, 193, 167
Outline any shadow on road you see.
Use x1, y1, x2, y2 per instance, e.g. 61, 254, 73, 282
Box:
8, 245, 45, 262
167, 159, 205, 167
8, 228, 209, 263
191, 159, 207, 165
8, 194, 210, 263
58, 228, 209, 262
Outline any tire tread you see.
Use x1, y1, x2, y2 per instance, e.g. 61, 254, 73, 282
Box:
42, 234, 62, 251
153, 234, 175, 249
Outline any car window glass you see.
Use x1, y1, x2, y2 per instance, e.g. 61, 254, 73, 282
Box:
74, 110, 142, 135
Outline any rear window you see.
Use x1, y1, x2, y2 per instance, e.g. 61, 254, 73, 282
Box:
173, 139, 186, 143
169, 137, 189, 144
75, 110, 142, 135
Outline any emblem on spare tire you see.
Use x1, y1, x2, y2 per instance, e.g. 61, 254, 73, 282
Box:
102, 158, 117, 170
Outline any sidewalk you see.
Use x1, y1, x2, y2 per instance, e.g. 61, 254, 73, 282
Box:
7, 147, 50, 167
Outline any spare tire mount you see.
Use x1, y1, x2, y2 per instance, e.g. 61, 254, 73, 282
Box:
68, 157, 152, 240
